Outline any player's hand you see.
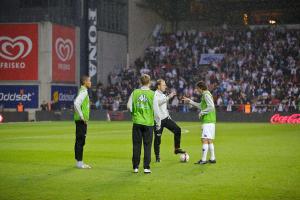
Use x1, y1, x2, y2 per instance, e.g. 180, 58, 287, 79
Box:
155, 125, 161, 131
198, 112, 204, 119
168, 92, 176, 99
80, 117, 87, 124
182, 96, 191, 103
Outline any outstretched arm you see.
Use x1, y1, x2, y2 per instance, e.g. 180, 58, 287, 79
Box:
182, 96, 200, 108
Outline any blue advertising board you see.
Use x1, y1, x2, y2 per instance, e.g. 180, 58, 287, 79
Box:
51, 85, 77, 109
0, 85, 39, 108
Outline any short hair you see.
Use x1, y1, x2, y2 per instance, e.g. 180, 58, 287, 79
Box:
156, 79, 165, 88
140, 74, 151, 86
196, 81, 207, 90
80, 75, 90, 85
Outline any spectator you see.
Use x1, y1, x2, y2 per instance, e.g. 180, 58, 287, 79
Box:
17, 102, 24, 112
40, 101, 48, 111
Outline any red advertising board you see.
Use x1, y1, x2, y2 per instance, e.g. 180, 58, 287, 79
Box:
52, 24, 76, 83
0, 24, 38, 80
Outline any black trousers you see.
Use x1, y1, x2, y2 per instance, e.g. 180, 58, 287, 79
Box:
75, 120, 87, 161
154, 117, 181, 156
132, 124, 153, 169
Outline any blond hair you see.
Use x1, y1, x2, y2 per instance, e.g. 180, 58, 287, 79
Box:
156, 79, 165, 88
140, 74, 151, 86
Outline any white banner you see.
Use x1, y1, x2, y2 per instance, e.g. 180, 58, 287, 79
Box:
88, 7, 97, 81
199, 54, 225, 65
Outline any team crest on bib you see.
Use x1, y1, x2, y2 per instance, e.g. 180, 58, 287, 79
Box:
138, 94, 148, 102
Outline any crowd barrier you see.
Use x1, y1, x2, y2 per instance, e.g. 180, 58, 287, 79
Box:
0, 111, 299, 123
0, 112, 29, 122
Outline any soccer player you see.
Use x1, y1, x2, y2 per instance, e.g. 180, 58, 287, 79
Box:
74, 75, 92, 169
127, 74, 159, 174
153, 79, 186, 162
183, 81, 216, 164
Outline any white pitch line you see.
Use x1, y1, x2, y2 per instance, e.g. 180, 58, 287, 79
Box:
182, 129, 190, 134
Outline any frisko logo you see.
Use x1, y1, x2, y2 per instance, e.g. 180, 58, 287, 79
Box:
0, 36, 32, 61
0, 24, 38, 81
55, 38, 73, 62
270, 114, 300, 124
88, 8, 97, 78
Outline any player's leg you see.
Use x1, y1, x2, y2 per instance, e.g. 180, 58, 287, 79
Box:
208, 139, 216, 163
164, 118, 185, 154
199, 139, 209, 164
75, 121, 90, 168
208, 124, 216, 163
195, 124, 210, 164
132, 124, 143, 172
154, 124, 163, 162
74, 121, 84, 164
143, 125, 153, 173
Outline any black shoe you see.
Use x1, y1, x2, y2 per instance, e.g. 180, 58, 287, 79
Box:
174, 148, 186, 154
194, 160, 207, 165
209, 160, 216, 164
156, 156, 160, 163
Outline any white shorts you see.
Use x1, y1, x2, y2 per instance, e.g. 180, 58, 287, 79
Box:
201, 123, 215, 139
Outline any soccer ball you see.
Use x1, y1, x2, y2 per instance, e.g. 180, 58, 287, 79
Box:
180, 153, 189, 162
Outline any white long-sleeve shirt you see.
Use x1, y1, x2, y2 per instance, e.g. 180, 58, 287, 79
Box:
74, 87, 88, 120
127, 86, 160, 125
154, 90, 170, 122
189, 92, 215, 115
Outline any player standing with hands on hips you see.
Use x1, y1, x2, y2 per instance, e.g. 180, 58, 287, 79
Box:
127, 74, 159, 174
183, 81, 216, 164
154, 79, 186, 162
74, 76, 92, 169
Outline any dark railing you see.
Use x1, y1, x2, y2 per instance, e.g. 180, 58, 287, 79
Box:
0, 7, 79, 26
86, 103, 299, 113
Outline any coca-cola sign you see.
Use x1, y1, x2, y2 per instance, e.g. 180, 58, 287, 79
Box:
270, 114, 300, 124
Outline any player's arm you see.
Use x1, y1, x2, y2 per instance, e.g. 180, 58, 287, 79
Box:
153, 94, 162, 128
74, 90, 87, 121
182, 96, 200, 108
200, 94, 215, 115
127, 92, 133, 112
157, 92, 176, 106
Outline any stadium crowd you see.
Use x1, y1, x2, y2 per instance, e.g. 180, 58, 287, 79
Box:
91, 27, 300, 113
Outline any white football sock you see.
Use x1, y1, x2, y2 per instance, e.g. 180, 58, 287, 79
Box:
77, 161, 83, 167
209, 143, 215, 160
201, 144, 208, 161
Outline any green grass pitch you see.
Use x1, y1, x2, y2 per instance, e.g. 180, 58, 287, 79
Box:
0, 121, 299, 200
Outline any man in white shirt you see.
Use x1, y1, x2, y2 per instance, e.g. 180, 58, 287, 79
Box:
154, 79, 186, 162
74, 76, 92, 169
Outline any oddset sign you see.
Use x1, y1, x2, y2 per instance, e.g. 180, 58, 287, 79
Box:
52, 24, 76, 83
270, 114, 300, 124
0, 24, 38, 80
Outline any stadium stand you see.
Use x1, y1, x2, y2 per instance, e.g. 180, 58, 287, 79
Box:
91, 27, 300, 113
